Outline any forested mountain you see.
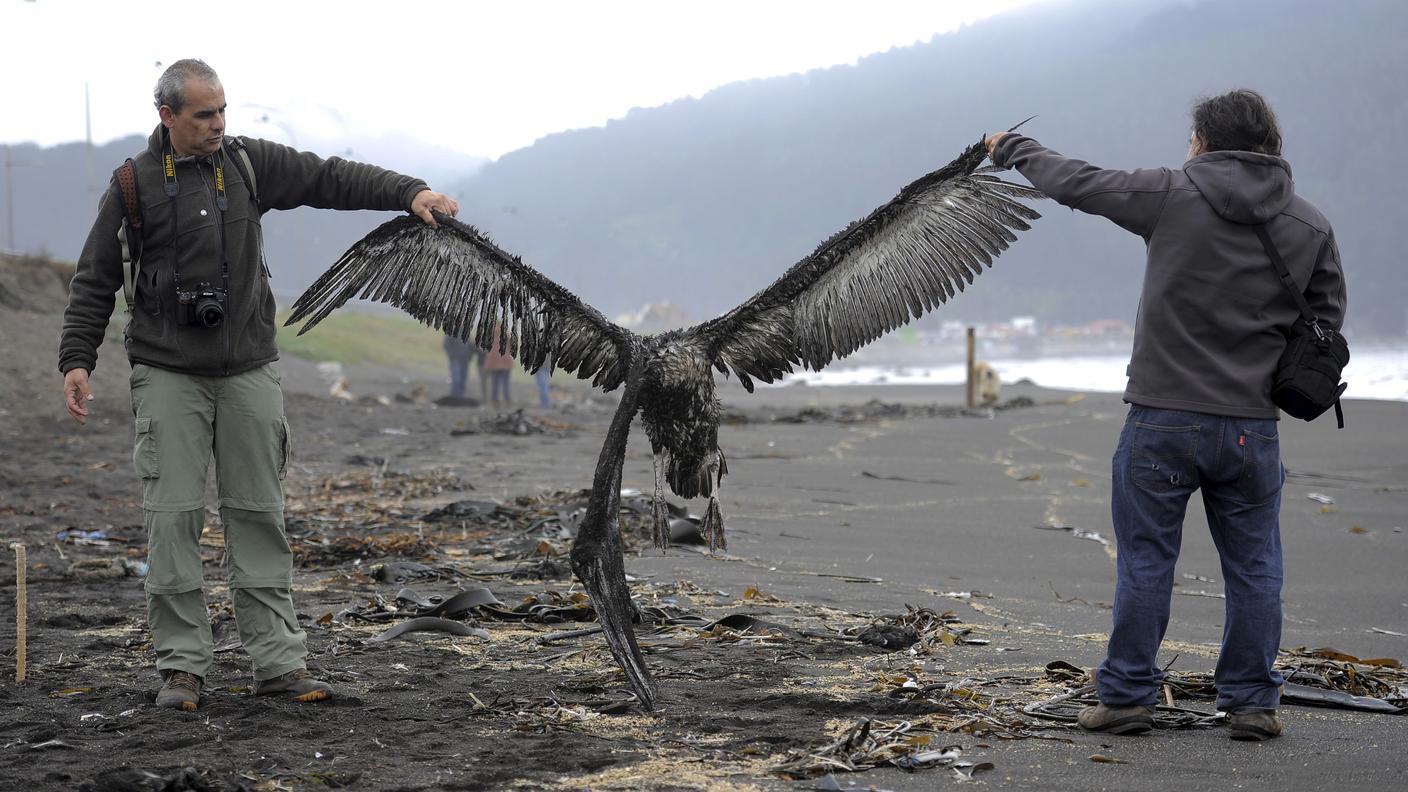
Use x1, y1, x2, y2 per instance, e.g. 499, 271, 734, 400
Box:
7, 0, 1403, 334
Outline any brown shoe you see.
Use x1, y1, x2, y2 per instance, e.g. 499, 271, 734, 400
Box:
155, 670, 203, 711
255, 668, 333, 702
1228, 709, 1282, 741
1077, 703, 1155, 735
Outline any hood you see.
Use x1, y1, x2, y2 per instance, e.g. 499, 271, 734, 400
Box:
1183, 150, 1294, 225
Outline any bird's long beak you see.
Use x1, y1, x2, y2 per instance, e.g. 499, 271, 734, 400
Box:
572, 544, 658, 710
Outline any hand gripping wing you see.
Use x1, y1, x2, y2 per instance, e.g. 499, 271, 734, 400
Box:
285, 215, 631, 392
692, 139, 1043, 391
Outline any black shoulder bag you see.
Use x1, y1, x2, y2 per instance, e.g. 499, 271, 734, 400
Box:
1253, 224, 1348, 428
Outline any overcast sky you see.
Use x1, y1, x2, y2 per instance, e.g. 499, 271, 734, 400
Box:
2, 0, 1046, 159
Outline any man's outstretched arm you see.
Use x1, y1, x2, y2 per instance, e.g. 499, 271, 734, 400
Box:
985, 131, 1170, 239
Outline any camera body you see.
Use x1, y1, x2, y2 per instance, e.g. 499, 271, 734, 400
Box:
176, 283, 228, 328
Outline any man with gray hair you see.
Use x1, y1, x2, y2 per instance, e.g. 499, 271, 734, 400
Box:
60, 59, 460, 710
985, 90, 1346, 741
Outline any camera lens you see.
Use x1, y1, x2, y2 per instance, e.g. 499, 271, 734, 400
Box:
196, 297, 224, 328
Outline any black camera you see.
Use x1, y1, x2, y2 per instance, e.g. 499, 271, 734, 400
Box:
176, 283, 227, 328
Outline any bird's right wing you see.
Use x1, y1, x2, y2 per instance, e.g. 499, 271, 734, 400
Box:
285, 214, 632, 391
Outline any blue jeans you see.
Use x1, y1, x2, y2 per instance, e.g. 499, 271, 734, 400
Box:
448, 356, 469, 398
535, 368, 551, 408
1098, 405, 1285, 713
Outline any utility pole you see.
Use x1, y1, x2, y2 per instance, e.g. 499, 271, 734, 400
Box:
85, 82, 96, 221
3, 143, 14, 252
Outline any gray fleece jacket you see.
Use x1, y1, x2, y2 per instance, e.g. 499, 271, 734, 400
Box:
993, 134, 1346, 419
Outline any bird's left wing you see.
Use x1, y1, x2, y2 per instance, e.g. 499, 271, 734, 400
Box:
692, 139, 1043, 391
284, 214, 632, 391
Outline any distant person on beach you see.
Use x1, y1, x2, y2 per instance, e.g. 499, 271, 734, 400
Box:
58, 59, 459, 711
986, 89, 1346, 741
483, 323, 515, 407
536, 353, 553, 408
442, 332, 480, 401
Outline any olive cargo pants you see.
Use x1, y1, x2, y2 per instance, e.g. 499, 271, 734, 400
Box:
129, 363, 307, 682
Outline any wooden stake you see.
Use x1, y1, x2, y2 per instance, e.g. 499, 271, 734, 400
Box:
10, 543, 25, 684
965, 327, 976, 409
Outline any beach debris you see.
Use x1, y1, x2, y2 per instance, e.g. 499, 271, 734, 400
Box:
366, 617, 490, 643
1307, 492, 1336, 504
422, 498, 500, 520
952, 760, 995, 781
1023, 681, 1219, 730
1369, 627, 1406, 636
448, 408, 579, 437
860, 470, 954, 485
1034, 523, 1110, 546
1174, 589, 1225, 600
1089, 754, 1128, 764
393, 586, 503, 617
1281, 682, 1404, 713
774, 718, 972, 777
731, 397, 1036, 428
83, 765, 222, 790
930, 590, 993, 601
55, 528, 120, 547
370, 560, 465, 583
11, 543, 25, 683
1028, 652, 1408, 723
65, 556, 127, 580
27, 739, 77, 751
857, 624, 919, 650
840, 606, 986, 654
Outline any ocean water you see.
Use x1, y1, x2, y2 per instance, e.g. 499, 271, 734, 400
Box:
781, 344, 1408, 402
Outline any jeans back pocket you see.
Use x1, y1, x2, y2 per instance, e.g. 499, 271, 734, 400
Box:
1235, 427, 1283, 504
1131, 421, 1199, 493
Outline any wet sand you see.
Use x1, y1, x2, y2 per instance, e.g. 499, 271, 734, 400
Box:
2, 306, 1406, 789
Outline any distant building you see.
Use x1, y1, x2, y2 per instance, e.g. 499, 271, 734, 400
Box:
614, 301, 693, 334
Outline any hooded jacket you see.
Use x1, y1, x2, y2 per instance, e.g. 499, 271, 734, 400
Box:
992, 134, 1346, 418
60, 125, 428, 377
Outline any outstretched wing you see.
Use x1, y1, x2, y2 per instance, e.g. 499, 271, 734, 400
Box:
691, 138, 1043, 391
284, 214, 632, 391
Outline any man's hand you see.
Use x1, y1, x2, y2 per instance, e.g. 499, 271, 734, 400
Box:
411, 190, 460, 228
64, 368, 94, 425
984, 132, 1009, 158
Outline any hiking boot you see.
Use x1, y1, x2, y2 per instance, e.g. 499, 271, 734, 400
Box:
255, 668, 333, 702
155, 670, 203, 711
1077, 703, 1155, 735
1228, 709, 1282, 741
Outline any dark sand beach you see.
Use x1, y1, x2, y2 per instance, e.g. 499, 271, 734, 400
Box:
2, 262, 1406, 790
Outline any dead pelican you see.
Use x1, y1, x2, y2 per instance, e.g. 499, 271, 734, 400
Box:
286, 134, 1043, 711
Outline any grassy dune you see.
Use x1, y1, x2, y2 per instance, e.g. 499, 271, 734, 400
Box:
275, 308, 446, 372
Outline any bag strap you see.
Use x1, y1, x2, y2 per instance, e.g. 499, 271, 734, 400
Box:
1253, 224, 1321, 330
113, 159, 143, 313
224, 136, 259, 208
223, 136, 268, 275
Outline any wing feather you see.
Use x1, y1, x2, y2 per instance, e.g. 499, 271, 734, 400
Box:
691, 138, 1044, 390
285, 214, 631, 391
